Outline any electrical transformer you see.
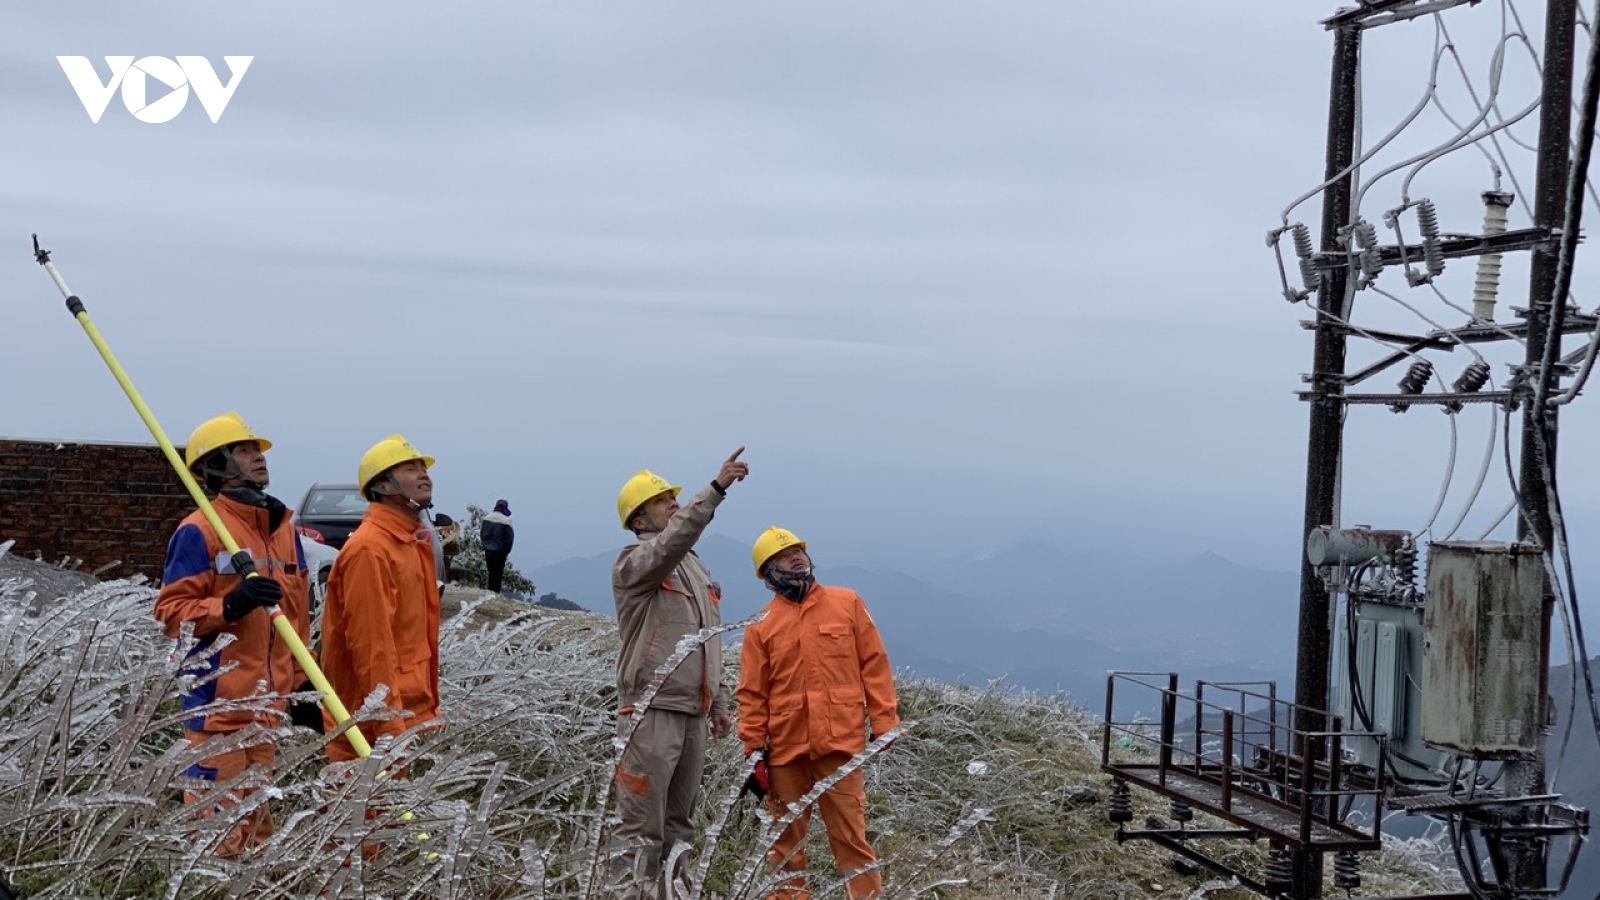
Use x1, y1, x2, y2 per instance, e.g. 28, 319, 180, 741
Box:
1421, 541, 1544, 758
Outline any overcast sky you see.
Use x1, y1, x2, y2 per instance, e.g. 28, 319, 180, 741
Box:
5, 1, 1600, 579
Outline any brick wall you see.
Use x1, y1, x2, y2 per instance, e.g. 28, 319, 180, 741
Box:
0, 438, 193, 579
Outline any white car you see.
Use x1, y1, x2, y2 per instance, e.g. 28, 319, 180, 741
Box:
296, 527, 339, 611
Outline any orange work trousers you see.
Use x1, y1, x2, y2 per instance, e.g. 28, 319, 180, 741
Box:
182, 728, 276, 858
765, 751, 882, 900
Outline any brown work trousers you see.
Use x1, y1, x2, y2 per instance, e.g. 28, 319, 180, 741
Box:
766, 752, 882, 900
613, 708, 708, 897
182, 728, 276, 858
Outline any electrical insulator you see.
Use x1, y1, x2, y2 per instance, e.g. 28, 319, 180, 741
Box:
1334, 849, 1362, 890
1353, 219, 1383, 283
1389, 358, 1434, 413
1453, 360, 1491, 394
1473, 191, 1513, 321
1292, 223, 1321, 293
1108, 781, 1133, 824
1265, 849, 1294, 892
1417, 199, 1446, 278
1170, 799, 1193, 824
1393, 540, 1419, 598
1445, 359, 1493, 413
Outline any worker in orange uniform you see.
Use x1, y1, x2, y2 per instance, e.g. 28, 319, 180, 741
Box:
155, 412, 315, 858
738, 527, 900, 900
611, 449, 748, 899
320, 435, 442, 763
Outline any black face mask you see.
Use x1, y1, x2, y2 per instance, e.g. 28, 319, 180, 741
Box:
764, 566, 814, 603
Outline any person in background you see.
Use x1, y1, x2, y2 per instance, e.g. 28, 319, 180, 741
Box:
479, 499, 514, 594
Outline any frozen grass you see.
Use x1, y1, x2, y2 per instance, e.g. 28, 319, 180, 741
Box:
0, 545, 1460, 898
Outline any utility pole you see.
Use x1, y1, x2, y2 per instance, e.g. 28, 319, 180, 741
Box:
1293, 19, 1361, 900
1506, 0, 1577, 891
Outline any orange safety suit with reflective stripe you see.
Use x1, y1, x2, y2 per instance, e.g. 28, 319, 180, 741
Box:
738, 582, 899, 900
155, 492, 313, 731
155, 490, 311, 857
320, 501, 441, 762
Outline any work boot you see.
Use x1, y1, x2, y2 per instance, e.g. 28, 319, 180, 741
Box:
609, 846, 662, 900
663, 859, 697, 898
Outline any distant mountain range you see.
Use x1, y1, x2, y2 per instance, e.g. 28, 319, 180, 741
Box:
529, 533, 1299, 704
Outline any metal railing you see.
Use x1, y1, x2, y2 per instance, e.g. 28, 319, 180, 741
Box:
1101, 672, 1387, 851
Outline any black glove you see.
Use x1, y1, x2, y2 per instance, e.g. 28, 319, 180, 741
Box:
288, 680, 325, 733
222, 577, 282, 622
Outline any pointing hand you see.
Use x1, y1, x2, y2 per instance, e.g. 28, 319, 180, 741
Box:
714, 446, 749, 490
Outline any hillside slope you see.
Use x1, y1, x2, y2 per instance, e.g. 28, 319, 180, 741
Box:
0, 545, 1459, 899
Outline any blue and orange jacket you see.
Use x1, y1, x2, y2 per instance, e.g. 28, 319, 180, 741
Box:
155, 492, 312, 733
319, 501, 441, 761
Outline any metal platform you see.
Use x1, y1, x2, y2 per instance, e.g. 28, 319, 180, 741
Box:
1102, 673, 1387, 853
1109, 764, 1379, 851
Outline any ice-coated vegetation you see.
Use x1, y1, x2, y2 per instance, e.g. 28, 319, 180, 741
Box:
0, 542, 1459, 899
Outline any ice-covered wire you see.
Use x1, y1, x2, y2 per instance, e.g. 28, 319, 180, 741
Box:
1370, 285, 1492, 366
1503, 0, 1600, 213
1435, 13, 1510, 192
1418, 406, 1459, 537
1493, 383, 1600, 788
1428, 282, 1527, 347
1357, 94, 1539, 215
1397, 30, 1519, 201
1278, 24, 1449, 226
1474, 495, 1518, 539
1293, 287, 1493, 539
1345, 16, 1526, 211
1514, 0, 1600, 793
1442, 404, 1500, 539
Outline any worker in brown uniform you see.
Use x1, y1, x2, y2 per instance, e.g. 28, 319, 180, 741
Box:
610, 448, 748, 899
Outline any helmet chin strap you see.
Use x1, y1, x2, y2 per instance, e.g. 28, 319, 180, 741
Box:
201, 450, 265, 491
379, 473, 431, 512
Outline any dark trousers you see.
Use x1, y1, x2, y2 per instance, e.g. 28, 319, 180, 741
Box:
485, 551, 509, 593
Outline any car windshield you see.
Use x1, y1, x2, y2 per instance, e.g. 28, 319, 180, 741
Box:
305, 488, 368, 516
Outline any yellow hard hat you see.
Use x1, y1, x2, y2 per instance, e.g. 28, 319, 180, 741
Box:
752, 527, 806, 576
358, 435, 435, 494
617, 470, 681, 529
185, 413, 272, 471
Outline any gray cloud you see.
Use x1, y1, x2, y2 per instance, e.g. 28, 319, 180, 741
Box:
5, 1, 1600, 575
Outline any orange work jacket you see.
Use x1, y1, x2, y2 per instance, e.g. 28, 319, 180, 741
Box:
737, 583, 899, 766
155, 492, 312, 733
320, 501, 441, 761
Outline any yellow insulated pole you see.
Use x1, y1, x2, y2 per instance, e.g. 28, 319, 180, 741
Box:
31, 234, 373, 759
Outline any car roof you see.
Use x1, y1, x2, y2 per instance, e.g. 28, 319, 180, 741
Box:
307, 483, 359, 491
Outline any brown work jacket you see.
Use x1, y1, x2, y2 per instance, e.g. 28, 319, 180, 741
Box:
612, 484, 732, 718
737, 583, 900, 766
320, 501, 441, 761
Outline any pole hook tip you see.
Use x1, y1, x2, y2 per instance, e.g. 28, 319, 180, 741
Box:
31, 234, 51, 266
